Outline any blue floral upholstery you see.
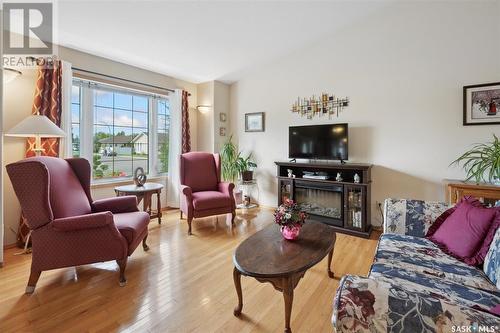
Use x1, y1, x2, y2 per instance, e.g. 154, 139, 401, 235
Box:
333, 275, 499, 333
484, 228, 500, 289
333, 199, 500, 333
374, 234, 497, 292
383, 198, 450, 237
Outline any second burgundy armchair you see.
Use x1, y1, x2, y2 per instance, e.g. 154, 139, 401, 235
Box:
6, 156, 150, 294
179, 152, 236, 235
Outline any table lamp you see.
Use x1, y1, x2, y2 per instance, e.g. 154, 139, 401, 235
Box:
5, 114, 66, 156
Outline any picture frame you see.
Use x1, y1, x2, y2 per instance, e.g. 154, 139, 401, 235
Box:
219, 113, 227, 122
245, 112, 265, 132
463, 82, 500, 125
219, 127, 226, 136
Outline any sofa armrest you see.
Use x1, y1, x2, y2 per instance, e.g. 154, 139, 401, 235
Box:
52, 212, 114, 232
383, 198, 449, 237
92, 196, 139, 214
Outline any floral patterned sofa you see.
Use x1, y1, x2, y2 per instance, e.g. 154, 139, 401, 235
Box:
332, 198, 500, 332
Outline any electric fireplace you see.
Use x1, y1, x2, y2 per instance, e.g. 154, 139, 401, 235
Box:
276, 161, 373, 238
295, 181, 343, 226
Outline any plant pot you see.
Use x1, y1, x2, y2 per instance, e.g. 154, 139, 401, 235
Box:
242, 171, 253, 181
280, 225, 301, 240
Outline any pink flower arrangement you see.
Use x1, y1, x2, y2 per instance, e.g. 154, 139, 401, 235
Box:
273, 198, 307, 228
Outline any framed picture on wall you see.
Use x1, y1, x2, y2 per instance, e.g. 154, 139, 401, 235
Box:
245, 112, 265, 132
463, 82, 500, 125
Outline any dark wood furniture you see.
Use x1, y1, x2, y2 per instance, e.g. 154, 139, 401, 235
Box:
232, 221, 336, 333
445, 179, 500, 206
276, 161, 372, 238
115, 183, 164, 224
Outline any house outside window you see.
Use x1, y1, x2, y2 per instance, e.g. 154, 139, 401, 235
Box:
71, 78, 170, 182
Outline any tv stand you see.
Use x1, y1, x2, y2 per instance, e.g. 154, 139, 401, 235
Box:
275, 161, 372, 238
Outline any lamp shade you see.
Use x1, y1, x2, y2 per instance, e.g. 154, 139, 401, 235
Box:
5, 115, 66, 138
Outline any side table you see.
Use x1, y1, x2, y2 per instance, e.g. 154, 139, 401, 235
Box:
236, 179, 259, 209
114, 183, 164, 224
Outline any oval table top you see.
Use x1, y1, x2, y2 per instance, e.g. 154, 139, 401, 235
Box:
233, 221, 336, 278
114, 182, 164, 193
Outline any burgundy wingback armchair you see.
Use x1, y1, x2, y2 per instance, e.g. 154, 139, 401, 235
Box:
6, 156, 150, 294
179, 152, 236, 235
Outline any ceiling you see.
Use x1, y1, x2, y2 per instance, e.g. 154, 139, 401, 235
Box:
54, 1, 386, 84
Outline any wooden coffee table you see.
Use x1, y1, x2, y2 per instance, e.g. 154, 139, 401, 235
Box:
232, 221, 336, 333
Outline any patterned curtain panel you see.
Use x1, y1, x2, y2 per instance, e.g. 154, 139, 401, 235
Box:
181, 90, 191, 153
26, 59, 63, 157
17, 59, 63, 250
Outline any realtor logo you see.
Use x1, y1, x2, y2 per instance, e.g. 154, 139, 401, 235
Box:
2, 2, 53, 54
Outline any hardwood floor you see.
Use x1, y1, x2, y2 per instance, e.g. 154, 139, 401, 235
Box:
0, 208, 380, 333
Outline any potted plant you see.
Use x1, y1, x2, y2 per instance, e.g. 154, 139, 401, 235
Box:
451, 134, 500, 185
238, 153, 257, 181
221, 135, 257, 204
274, 199, 308, 240
220, 135, 258, 182
220, 135, 240, 183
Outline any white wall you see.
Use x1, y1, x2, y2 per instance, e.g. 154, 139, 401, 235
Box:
196, 80, 230, 152
197, 81, 215, 152
214, 81, 230, 152
3, 47, 199, 247
230, 1, 500, 226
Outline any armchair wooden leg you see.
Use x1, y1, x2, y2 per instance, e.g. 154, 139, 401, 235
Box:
142, 235, 150, 251
25, 269, 41, 294
187, 217, 193, 235
231, 210, 236, 225
117, 258, 128, 287
180, 211, 183, 219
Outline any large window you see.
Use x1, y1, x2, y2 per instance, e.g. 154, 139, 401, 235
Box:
157, 99, 170, 174
71, 79, 170, 181
71, 85, 81, 157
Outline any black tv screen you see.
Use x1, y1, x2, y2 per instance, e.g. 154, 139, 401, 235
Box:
289, 124, 348, 161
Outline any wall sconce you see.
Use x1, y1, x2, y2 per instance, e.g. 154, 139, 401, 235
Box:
3, 68, 22, 83
196, 105, 211, 113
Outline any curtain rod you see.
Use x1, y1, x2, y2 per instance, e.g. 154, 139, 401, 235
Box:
25, 57, 190, 96
72, 67, 191, 96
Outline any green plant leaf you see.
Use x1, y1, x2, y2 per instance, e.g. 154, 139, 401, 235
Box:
452, 134, 500, 184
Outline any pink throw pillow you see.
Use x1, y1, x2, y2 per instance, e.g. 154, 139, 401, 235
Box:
426, 196, 482, 237
429, 199, 497, 264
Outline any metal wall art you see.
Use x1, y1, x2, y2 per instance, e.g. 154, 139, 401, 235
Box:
291, 93, 349, 119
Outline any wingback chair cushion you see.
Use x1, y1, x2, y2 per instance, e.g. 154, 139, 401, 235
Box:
113, 212, 150, 255
192, 191, 232, 211
32, 157, 92, 218
180, 152, 218, 192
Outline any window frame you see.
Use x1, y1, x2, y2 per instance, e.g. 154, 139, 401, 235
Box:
71, 78, 170, 184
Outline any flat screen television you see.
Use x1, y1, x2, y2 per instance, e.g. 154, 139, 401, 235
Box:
289, 124, 348, 161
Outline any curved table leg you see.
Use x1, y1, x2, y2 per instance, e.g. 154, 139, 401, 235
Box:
283, 277, 294, 333
233, 267, 243, 316
327, 248, 334, 278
